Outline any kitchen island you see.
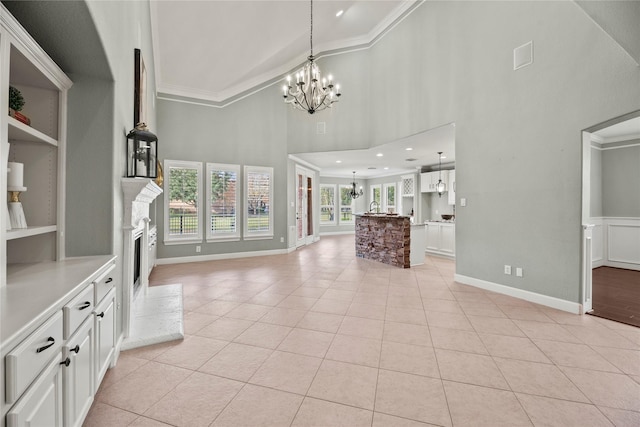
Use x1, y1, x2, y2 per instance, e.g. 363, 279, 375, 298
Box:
355, 214, 411, 268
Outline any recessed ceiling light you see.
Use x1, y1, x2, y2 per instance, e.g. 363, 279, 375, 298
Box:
384, 167, 389, 170
405, 147, 413, 151
336, 10, 344, 17
376, 153, 383, 157
441, 156, 447, 159
336, 160, 342, 163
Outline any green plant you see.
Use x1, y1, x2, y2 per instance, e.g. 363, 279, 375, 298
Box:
9, 86, 24, 111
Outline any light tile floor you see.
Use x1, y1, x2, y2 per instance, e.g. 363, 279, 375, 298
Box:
84, 235, 640, 427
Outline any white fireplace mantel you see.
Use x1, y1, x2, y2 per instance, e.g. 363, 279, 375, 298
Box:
122, 178, 162, 229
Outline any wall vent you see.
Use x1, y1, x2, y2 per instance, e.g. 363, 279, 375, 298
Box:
316, 122, 326, 134
513, 41, 533, 70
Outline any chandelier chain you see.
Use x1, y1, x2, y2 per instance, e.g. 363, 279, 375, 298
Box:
310, 0, 313, 57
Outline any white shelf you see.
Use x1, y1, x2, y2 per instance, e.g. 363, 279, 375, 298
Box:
7, 116, 58, 147
6, 225, 57, 240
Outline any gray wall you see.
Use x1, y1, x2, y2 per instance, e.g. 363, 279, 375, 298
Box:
156, 1, 640, 305
156, 90, 289, 258
590, 145, 603, 217
602, 141, 640, 217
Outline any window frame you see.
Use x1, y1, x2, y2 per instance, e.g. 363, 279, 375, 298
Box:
163, 159, 203, 245
383, 182, 396, 214
244, 165, 274, 240
320, 184, 337, 225
206, 163, 241, 242
338, 184, 356, 225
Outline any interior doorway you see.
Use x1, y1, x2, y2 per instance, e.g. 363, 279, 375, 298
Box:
581, 110, 640, 326
296, 165, 316, 247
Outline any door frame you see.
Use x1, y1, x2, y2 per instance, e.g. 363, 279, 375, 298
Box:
581, 109, 640, 314
295, 165, 317, 248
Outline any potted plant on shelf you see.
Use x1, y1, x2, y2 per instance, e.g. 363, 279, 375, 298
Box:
8, 86, 30, 126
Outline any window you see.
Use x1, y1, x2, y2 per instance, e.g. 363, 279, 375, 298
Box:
244, 166, 274, 239
320, 184, 336, 225
371, 184, 381, 211
164, 160, 203, 244
384, 183, 396, 213
339, 185, 355, 224
206, 163, 240, 241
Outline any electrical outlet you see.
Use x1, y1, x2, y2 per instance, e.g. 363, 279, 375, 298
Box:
196, 245, 201, 253
460, 198, 467, 207
504, 265, 511, 275
516, 267, 523, 277
280, 237, 284, 243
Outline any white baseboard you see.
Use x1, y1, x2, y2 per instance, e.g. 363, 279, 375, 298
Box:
156, 247, 292, 265
319, 230, 355, 236
454, 274, 582, 314
603, 261, 640, 271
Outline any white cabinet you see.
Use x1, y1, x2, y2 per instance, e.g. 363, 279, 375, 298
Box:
63, 317, 94, 427
424, 222, 455, 257
6, 356, 64, 427
448, 170, 456, 205
420, 171, 449, 193
94, 288, 116, 390
148, 226, 157, 275
401, 174, 416, 197
1, 3, 72, 285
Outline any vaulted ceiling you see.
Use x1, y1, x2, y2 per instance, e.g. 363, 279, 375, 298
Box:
151, 0, 418, 105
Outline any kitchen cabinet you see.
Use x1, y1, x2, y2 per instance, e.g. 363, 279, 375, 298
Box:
5, 356, 63, 427
420, 171, 449, 193
63, 317, 94, 427
401, 174, 416, 197
2, 256, 116, 426
425, 222, 455, 257
94, 288, 116, 390
448, 170, 456, 205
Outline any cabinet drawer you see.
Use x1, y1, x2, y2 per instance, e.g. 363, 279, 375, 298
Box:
94, 263, 115, 305
64, 284, 94, 339
5, 311, 64, 404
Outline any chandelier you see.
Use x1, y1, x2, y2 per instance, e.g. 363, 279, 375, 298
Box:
282, 0, 341, 114
436, 151, 446, 197
349, 171, 363, 199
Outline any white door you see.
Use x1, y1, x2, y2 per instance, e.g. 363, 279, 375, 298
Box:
296, 166, 315, 247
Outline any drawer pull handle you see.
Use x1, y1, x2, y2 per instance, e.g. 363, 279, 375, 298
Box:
36, 337, 55, 353
105, 277, 113, 284
78, 301, 91, 310
60, 357, 71, 367
96, 312, 105, 318
71, 345, 80, 353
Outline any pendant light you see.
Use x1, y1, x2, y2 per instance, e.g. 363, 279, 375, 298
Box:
349, 171, 363, 199
436, 151, 446, 197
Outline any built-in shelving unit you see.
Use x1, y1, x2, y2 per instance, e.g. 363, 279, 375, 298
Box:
0, 6, 72, 285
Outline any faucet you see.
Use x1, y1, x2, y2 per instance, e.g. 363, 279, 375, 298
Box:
369, 201, 380, 213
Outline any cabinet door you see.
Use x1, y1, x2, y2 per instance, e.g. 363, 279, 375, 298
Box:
425, 224, 440, 251
94, 289, 116, 390
6, 356, 63, 427
440, 226, 455, 255
63, 317, 94, 427
420, 173, 430, 193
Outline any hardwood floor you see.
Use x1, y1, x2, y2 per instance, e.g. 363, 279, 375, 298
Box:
589, 266, 640, 328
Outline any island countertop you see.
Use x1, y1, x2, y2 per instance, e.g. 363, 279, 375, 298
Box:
355, 214, 411, 268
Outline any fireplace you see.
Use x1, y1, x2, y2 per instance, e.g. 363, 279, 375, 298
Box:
133, 231, 142, 297
121, 178, 163, 338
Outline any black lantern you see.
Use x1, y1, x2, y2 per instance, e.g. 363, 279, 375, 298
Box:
127, 123, 157, 178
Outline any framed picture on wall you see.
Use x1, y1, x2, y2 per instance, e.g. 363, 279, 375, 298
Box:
134, 48, 147, 126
